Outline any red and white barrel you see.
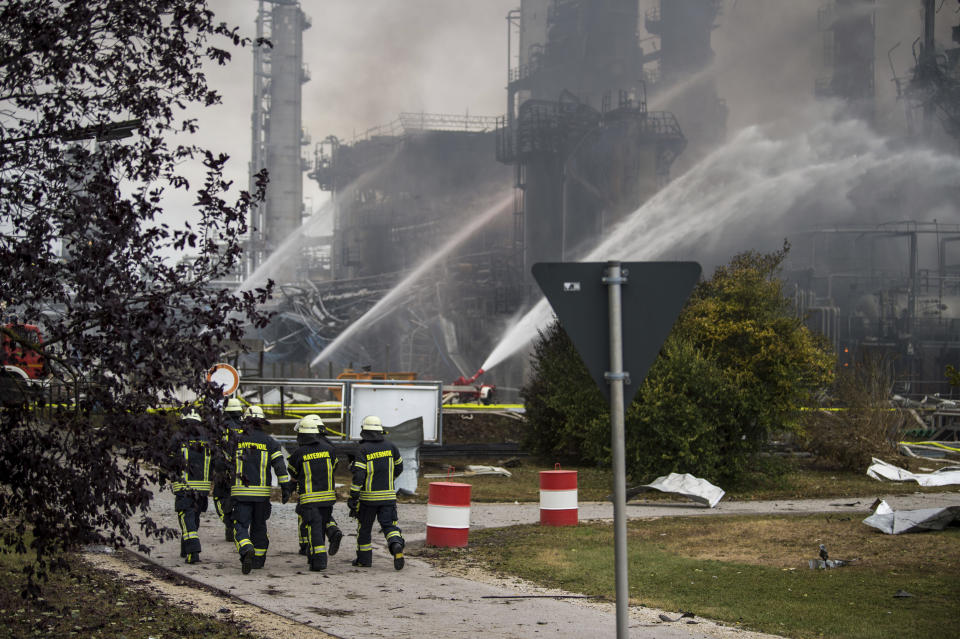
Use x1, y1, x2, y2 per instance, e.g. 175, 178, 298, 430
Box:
539, 468, 578, 526
426, 482, 472, 547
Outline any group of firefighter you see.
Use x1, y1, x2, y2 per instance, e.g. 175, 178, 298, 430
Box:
170, 398, 406, 574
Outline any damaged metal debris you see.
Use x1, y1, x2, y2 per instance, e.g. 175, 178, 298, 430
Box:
423, 465, 513, 479
623, 472, 725, 508
862, 499, 960, 535
866, 458, 960, 487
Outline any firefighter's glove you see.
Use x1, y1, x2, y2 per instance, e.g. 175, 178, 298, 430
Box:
347, 498, 358, 519
281, 482, 294, 504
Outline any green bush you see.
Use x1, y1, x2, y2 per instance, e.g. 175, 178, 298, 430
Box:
521, 245, 836, 484
521, 321, 606, 463
625, 335, 744, 481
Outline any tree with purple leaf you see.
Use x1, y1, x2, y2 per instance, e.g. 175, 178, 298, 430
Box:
0, 0, 272, 593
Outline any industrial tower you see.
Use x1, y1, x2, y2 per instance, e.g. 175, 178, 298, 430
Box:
815, 0, 876, 123
246, 0, 311, 279
499, 0, 687, 280
643, 0, 727, 158
904, 0, 960, 143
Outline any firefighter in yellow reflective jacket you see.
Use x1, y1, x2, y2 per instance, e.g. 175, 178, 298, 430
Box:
348, 415, 405, 570
286, 414, 344, 571
230, 408, 293, 574
212, 397, 245, 542
172, 409, 212, 565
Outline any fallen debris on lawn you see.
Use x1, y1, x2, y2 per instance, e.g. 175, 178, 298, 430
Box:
866, 458, 960, 486
627, 473, 725, 508
862, 499, 960, 534
423, 465, 513, 478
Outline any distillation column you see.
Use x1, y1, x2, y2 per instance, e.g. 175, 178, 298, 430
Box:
248, 0, 311, 279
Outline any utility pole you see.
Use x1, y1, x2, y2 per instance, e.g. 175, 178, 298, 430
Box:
604, 261, 630, 638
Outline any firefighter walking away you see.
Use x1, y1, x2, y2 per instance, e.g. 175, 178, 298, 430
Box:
286, 414, 344, 571
349, 415, 405, 570
171, 409, 212, 565
212, 397, 245, 541
230, 404, 293, 574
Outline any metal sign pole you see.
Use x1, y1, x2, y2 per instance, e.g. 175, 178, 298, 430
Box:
603, 261, 629, 638
532, 260, 700, 636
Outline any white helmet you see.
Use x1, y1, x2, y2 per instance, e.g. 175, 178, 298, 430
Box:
225, 397, 243, 414
296, 414, 323, 434
361, 415, 383, 432
243, 405, 264, 420
181, 409, 201, 423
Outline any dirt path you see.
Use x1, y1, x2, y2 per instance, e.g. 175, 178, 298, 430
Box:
113, 490, 958, 638
83, 550, 336, 639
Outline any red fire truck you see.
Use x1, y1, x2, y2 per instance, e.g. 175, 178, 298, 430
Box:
1, 323, 47, 405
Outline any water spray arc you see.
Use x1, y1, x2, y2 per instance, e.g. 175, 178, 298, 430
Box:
238, 199, 333, 293
481, 111, 960, 373
238, 149, 400, 294
310, 193, 514, 368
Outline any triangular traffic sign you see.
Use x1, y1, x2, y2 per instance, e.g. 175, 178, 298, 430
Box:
532, 262, 701, 406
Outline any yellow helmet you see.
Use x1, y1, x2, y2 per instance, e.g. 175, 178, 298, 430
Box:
295, 414, 323, 434
361, 415, 383, 432
243, 405, 264, 419
225, 397, 243, 414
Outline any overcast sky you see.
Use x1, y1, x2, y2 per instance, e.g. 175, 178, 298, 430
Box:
182, 0, 516, 220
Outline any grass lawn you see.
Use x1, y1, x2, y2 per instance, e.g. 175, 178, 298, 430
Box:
0, 549, 259, 638
425, 515, 960, 639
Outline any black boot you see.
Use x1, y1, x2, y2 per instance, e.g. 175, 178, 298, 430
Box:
224, 525, 234, 542
351, 556, 371, 567
310, 553, 327, 572
390, 542, 404, 571
180, 540, 187, 558
298, 543, 308, 556
252, 555, 266, 570
241, 548, 254, 575
328, 530, 343, 557
185, 552, 201, 564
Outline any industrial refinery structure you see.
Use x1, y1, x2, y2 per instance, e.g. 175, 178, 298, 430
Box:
243, 0, 314, 283
240, 0, 707, 387
237, 0, 960, 398
784, 0, 960, 394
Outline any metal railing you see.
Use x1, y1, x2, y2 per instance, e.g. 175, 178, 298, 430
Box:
348, 112, 501, 144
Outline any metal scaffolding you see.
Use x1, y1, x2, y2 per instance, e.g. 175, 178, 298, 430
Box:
787, 222, 960, 394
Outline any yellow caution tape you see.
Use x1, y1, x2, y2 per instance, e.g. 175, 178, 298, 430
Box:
899, 441, 960, 453
799, 407, 898, 412
443, 403, 525, 410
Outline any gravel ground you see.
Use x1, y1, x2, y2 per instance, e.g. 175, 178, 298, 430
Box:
119, 490, 959, 639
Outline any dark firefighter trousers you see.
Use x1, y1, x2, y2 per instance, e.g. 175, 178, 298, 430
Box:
212, 489, 232, 527
297, 504, 338, 558
175, 492, 208, 555
355, 502, 404, 565
232, 500, 272, 563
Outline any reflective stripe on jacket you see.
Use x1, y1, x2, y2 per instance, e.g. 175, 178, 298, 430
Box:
287, 435, 339, 504
231, 427, 290, 501
172, 438, 212, 493
350, 438, 403, 504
